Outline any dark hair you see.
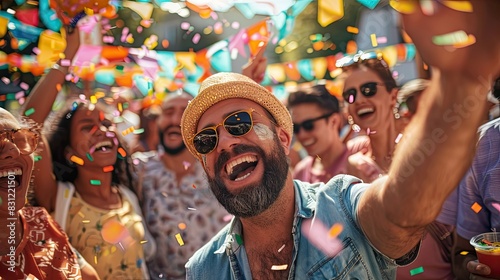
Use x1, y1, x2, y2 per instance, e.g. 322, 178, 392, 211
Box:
47, 102, 137, 196
493, 77, 500, 100
287, 84, 340, 114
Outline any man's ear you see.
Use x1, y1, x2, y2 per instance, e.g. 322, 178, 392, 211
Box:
276, 127, 291, 155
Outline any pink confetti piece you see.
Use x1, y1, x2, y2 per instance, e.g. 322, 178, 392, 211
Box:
105, 132, 115, 138
301, 219, 343, 257
133, 158, 140, 165
60, 59, 71, 67
192, 33, 201, 44
183, 161, 191, 170
395, 133, 403, 144
103, 36, 115, 43
492, 203, 500, 213
231, 21, 240, 29
18, 97, 25, 105
376, 36, 387, 44
137, 26, 143, 33
181, 22, 190, 30
15, 91, 24, 99
32, 47, 41, 55
1, 77, 10, 84
20, 82, 29, 90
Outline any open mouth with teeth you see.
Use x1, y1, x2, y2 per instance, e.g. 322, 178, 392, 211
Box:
91, 140, 114, 153
0, 168, 22, 189
357, 107, 375, 119
225, 155, 258, 182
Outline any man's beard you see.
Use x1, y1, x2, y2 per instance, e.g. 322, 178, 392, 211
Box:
158, 128, 186, 155
206, 137, 289, 218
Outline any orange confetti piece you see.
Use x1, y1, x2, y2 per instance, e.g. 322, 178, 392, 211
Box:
460, 251, 469, 255
346, 26, 359, 34
471, 202, 482, 213
103, 165, 114, 172
118, 147, 127, 157
328, 223, 343, 238
192, 184, 197, 189
178, 223, 187, 230
56, 83, 62, 91
99, 111, 105, 121
70, 155, 84, 166
121, 126, 135, 136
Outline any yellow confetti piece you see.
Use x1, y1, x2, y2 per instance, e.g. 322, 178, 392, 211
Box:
118, 103, 123, 112
70, 155, 84, 166
94, 255, 98, 264
178, 223, 187, 230
140, 240, 148, 244
271, 264, 288, 270
175, 233, 185, 246
328, 223, 343, 238
78, 211, 85, 218
82, 220, 90, 224
460, 251, 469, 255
64, 188, 69, 198
471, 202, 482, 213
90, 95, 97, 104
121, 126, 135, 136
346, 26, 359, 34
370, 33, 378, 47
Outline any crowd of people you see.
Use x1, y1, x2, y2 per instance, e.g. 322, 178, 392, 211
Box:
1, 0, 500, 279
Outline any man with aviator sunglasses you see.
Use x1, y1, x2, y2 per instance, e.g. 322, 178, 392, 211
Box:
287, 84, 371, 184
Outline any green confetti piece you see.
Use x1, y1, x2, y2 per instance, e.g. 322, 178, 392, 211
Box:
410, 266, 424, 276
234, 234, 243, 245
133, 128, 144, 134
432, 31, 468, 46
86, 153, 94, 161
34, 155, 42, 162
115, 65, 125, 71
90, 180, 101, 186
24, 108, 35, 116
123, 102, 129, 109
6, 93, 15, 100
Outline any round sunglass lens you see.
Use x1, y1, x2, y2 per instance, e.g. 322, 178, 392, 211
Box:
225, 112, 252, 136
193, 130, 217, 154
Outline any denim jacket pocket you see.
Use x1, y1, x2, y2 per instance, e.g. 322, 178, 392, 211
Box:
306, 237, 371, 280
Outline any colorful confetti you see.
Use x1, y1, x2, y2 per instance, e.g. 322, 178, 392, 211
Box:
346, 26, 359, 34
302, 219, 343, 257
175, 233, 185, 246
471, 202, 482, 213
409, 266, 424, 276
24, 108, 35, 116
460, 251, 469, 255
271, 264, 288, 270
492, 203, 500, 213
70, 155, 84, 166
103, 165, 114, 172
90, 179, 101, 186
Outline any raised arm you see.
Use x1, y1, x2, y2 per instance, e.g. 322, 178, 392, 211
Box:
357, 2, 500, 259
22, 28, 80, 211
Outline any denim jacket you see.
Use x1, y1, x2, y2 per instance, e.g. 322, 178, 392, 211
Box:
186, 175, 418, 279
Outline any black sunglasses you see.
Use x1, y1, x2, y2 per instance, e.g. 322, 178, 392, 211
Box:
0, 128, 40, 155
192, 109, 273, 155
343, 82, 381, 104
293, 112, 334, 134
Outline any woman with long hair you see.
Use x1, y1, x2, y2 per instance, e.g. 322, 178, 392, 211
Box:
21, 27, 155, 280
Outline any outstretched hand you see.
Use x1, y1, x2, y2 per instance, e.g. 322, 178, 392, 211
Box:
242, 41, 268, 84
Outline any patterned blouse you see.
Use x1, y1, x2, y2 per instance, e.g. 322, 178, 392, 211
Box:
65, 189, 148, 280
0, 207, 81, 279
139, 154, 229, 280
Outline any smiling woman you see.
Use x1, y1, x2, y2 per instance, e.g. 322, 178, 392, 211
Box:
19, 28, 156, 279
0, 108, 82, 279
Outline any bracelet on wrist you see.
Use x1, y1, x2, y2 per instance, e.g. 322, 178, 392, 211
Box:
51, 63, 68, 75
